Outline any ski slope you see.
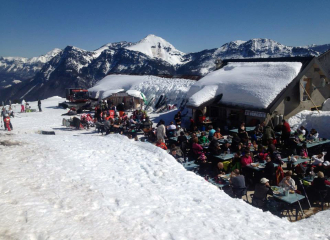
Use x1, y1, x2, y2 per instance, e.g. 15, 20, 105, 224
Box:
0, 97, 329, 239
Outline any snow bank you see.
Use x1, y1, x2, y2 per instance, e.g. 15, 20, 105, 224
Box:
89, 75, 195, 107
288, 110, 330, 138
322, 98, 330, 111
188, 62, 302, 108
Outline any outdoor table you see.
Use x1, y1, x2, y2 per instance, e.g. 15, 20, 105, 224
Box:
282, 156, 310, 167
169, 135, 191, 142
182, 161, 199, 171
169, 137, 178, 142
218, 138, 232, 144
201, 143, 210, 149
208, 175, 230, 190
213, 153, 235, 161
229, 126, 255, 134
303, 176, 330, 187
247, 162, 278, 172
272, 188, 305, 220
298, 139, 330, 148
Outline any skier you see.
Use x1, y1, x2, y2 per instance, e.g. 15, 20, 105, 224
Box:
1, 107, 8, 130
21, 99, 26, 112
38, 99, 42, 112
4, 114, 12, 131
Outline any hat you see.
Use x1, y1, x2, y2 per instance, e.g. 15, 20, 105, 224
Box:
260, 178, 269, 184
317, 171, 324, 178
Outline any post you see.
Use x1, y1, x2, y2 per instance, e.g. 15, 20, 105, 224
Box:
299, 82, 320, 114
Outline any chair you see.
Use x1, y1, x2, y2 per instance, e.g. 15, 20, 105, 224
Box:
317, 190, 328, 210
72, 117, 81, 130
232, 187, 247, 200
180, 141, 189, 162
250, 194, 266, 209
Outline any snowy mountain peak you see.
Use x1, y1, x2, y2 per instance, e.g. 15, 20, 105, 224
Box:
94, 41, 133, 54
126, 34, 186, 65
29, 48, 62, 64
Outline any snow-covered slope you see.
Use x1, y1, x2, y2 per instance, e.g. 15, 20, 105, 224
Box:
126, 34, 186, 65
0, 48, 62, 87
1, 48, 62, 65
180, 38, 320, 76
0, 97, 330, 239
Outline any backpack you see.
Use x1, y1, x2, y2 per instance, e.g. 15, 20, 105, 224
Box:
275, 166, 284, 185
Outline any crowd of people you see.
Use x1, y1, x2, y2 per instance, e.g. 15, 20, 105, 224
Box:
148, 113, 330, 213
1, 99, 42, 132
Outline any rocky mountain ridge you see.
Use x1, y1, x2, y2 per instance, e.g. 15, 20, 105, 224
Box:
0, 35, 329, 102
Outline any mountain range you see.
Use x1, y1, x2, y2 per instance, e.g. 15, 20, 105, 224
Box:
1, 34, 329, 102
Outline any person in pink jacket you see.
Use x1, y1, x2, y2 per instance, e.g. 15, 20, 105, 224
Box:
241, 151, 253, 167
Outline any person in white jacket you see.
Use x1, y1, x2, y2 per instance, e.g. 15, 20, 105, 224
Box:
312, 153, 324, 166
279, 171, 295, 191
21, 99, 26, 112
308, 129, 319, 141
156, 120, 166, 142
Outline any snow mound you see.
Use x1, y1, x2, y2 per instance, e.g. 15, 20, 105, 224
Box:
288, 110, 330, 138
322, 98, 330, 111
89, 75, 195, 106
187, 62, 302, 109
126, 34, 185, 65
12, 80, 22, 84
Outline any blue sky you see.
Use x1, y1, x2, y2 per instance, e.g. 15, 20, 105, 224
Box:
1, 0, 329, 57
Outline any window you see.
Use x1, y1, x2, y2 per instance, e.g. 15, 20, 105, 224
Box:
301, 78, 312, 101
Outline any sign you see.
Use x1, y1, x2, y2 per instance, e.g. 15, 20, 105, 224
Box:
245, 110, 266, 118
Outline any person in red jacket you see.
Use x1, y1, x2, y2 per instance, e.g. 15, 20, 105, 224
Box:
281, 119, 291, 145
4, 114, 11, 131
156, 139, 168, 150
241, 151, 253, 167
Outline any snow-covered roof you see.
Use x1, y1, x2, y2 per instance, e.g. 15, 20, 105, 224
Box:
126, 90, 143, 99
88, 75, 195, 104
187, 62, 302, 109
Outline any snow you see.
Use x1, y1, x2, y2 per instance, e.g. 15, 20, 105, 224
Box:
2, 49, 61, 64
126, 34, 186, 65
12, 80, 22, 84
89, 75, 195, 107
188, 62, 302, 109
322, 98, 330, 111
288, 110, 330, 138
1, 97, 330, 239
126, 89, 143, 99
